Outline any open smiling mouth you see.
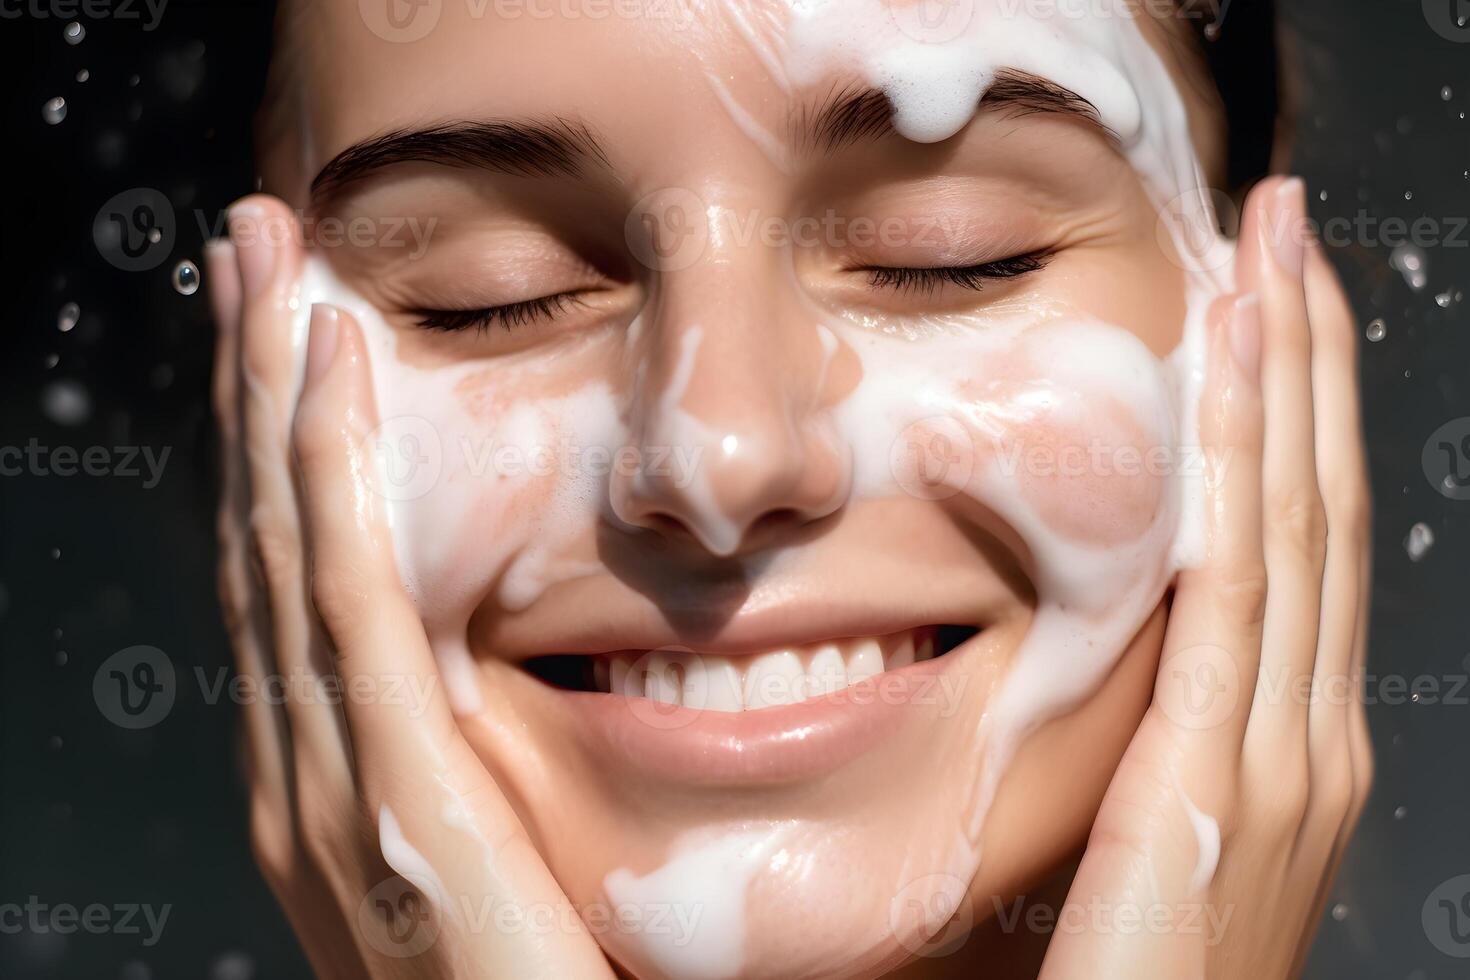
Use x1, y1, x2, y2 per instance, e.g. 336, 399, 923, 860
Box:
523, 625, 979, 712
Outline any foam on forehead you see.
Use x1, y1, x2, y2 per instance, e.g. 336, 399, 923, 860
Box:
785, 0, 1145, 145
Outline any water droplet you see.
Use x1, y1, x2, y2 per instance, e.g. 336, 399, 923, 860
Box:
1331, 903, 1349, 921
57, 302, 80, 332
1405, 522, 1435, 562
147, 227, 161, 244
43, 353, 59, 369
54, 650, 68, 666
63, 20, 84, 43
127, 73, 140, 87
1366, 318, 1387, 342
50, 547, 61, 560
42, 97, 67, 125
171, 260, 200, 295
48, 735, 63, 751
1436, 290, 1454, 308
1390, 244, 1428, 291
1203, 21, 1221, 40
75, 68, 89, 83
1394, 805, 1408, 820
1318, 189, 1328, 202
1404, 189, 1414, 201
40, 379, 90, 426
1442, 85, 1454, 101
209, 951, 255, 980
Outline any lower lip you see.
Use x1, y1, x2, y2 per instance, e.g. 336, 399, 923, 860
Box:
557, 656, 958, 786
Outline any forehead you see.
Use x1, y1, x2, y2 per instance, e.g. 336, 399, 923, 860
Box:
278, 0, 1216, 189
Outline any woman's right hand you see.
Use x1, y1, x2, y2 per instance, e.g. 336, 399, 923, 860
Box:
208, 196, 615, 979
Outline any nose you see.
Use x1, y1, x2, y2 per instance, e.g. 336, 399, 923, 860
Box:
609, 258, 851, 557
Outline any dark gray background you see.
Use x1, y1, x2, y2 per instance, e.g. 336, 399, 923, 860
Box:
0, 1, 1466, 977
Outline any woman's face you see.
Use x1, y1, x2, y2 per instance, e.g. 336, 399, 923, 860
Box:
268, 2, 1224, 975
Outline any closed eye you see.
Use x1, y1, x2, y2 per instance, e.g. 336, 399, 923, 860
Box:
862, 252, 1049, 295
413, 292, 585, 332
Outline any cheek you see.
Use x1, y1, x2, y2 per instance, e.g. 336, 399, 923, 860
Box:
1007, 400, 1165, 547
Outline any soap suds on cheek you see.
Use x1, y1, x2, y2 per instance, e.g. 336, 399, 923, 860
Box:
287, 260, 628, 716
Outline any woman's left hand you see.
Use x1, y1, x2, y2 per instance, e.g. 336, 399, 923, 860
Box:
1040, 176, 1374, 978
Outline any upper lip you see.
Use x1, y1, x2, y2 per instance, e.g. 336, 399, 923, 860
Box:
483, 591, 998, 661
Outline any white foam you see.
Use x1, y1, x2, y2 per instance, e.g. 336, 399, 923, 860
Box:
603, 824, 790, 980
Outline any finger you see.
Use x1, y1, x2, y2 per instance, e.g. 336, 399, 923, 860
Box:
1153, 291, 1264, 761
293, 305, 613, 977
207, 237, 293, 829
1302, 239, 1370, 770
231, 196, 353, 779
1239, 176, 1328, 749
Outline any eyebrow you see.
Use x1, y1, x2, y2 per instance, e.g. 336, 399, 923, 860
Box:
309, 118, 610, 210
794, 69, 1116, 155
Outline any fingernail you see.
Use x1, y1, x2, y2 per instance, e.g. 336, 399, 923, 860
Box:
1230, 294, 1261, 380
1269, 177, 1306, 277
305, 304, 341, 386
228, 199, 276, 299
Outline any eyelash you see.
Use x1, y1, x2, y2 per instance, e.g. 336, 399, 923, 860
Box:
862, 252, 1049, 294
414, 293, 583, 332
411, 252, 1049, 332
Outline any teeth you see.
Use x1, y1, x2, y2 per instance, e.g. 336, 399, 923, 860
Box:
845, 638, 883, 684
807, 643, 847, 697
743, 651, 805, 709
598, 629, 950, 712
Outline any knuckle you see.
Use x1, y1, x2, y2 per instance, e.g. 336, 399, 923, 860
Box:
249, 511, 301, 594
249, 794, 294, 885
1267, 486, 1329, 563
1212, 563, 1269, 628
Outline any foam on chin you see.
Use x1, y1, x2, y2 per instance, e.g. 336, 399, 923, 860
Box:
280, 3, 1234, 974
